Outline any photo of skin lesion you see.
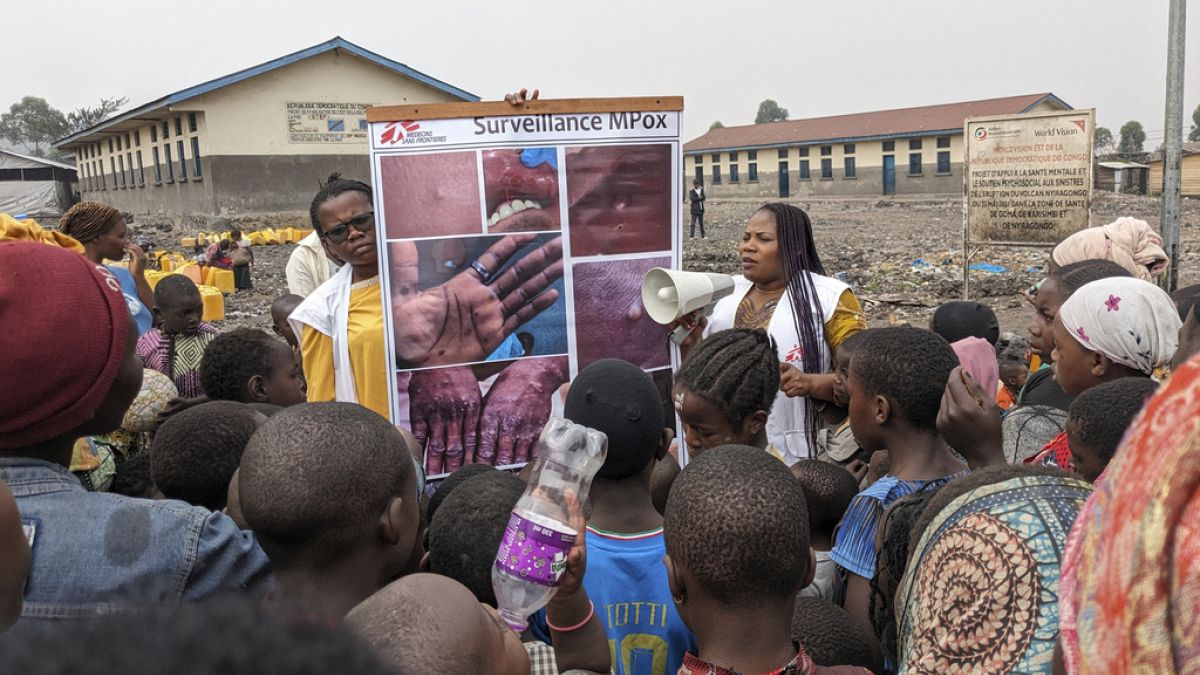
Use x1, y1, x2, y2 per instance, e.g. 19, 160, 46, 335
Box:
379, 151, 485, 239
572, 255, 672, 371
388, 233, 567, 371
402, 355, 570, 477
482, 147, 562, 233
564, 143, 673, 256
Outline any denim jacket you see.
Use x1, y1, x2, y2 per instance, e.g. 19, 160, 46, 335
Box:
1, 457, 272, 624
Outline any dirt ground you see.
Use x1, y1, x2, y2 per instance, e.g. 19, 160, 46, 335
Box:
171, 192, 1199, 346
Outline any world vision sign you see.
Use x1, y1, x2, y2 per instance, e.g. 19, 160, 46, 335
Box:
965, 109, 1095, 245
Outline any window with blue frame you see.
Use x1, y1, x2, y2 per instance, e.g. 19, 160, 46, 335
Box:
712, 165, 722, 184
821, 158, 832, 179
909, 153, 923, 175
730, 164, 740, 183
192, 137, 203, 177
748, 162, 758, 182
799, 160, 810, 179
844, 157, 856, 178
937, 151, 951, 174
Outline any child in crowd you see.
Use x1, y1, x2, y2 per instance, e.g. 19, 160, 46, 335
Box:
137, 275, 219, 398
425, 469, 611, 674
831, 326, 968, 633
997, 349, 1029, 411
0, 243, 269, 628
1028, 276, 1180, 469
564, 358, 695, 675
1066, 378, 1159, 483
425, 462, 495, 525
791, 460, 860, 601
664, 445, 868, 674
791, 597, 883, 674
199, 329, 306, 407
822, 330, 873, 472
674, 329, 779, 460
110, 452, 158, 499
929, 300, 1000, 346
150, 401, 265, 511
270, 294, 305, 351
237, 402, 421, 621
347, 574, 545, 675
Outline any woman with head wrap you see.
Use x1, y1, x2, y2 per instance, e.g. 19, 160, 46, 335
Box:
1051, 217, 1168, 281
1058, 352, 1200, 673
1024, 276, 1180, 469
895, 465, 1092, 674
58, 202, 154, 336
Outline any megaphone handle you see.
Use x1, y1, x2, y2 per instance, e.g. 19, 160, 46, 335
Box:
669, 304, 716, 345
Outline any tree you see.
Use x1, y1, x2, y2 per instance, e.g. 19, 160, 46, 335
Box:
755, 99, 788, 124
709, 120, 724, 130
1093, 126, 1114, 154
66, 97, 128, 135
1118, 120, 1146, 155
1189, 103, 1200, 143
0, 96, 67, 157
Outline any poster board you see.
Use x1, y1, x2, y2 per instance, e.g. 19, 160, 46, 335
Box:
367, 97, 684, 479
964, 108, 1095, 246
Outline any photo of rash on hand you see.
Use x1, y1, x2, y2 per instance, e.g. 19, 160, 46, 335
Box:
482, 148, 561, 233
389, 233, 568, 370
564, 143, 673, 256
379, 151, 484, 239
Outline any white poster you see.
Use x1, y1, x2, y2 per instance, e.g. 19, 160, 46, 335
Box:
369, 100, 683, 478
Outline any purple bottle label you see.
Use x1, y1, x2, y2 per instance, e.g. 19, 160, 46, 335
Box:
493, 512, 575, 587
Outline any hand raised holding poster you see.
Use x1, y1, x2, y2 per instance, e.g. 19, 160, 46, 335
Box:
391, 233, 565, 369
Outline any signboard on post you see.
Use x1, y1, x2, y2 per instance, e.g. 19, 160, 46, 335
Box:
962, 108, 1095, 295
366, 97, 684, 479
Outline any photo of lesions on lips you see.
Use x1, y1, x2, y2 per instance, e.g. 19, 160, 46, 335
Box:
482, 147, 562, 233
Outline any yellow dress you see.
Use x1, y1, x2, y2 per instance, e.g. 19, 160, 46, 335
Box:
734, 289, 866, 349
301, 276, 391, 419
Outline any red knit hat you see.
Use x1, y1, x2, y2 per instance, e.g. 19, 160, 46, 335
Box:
0, 242, 130, 449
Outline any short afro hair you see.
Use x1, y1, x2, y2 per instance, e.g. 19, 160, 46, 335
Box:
565, 358, 664, 480
1049, 259, 1132, 294
200, 329, 291, 403
154, 274, 201, 307
790, 460, 859, 540
0, 600, 388, 675
238, 402, 414, 568
677, 329, 779, 426
1068, 378, 1159, 465
930, 301, 1000, 345
664, 445, 809, 606
151, 400, 262, 510
834, 328, 873, 360
850, 327, 958, 431
428, 471, 524, 606
792, 597, 883, 673
110, 451, 157, 499
426, 464, 496, 525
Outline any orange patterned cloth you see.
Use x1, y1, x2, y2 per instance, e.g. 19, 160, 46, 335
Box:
1063, 353, 1200, 673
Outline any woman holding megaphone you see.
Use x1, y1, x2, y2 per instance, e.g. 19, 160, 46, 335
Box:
676, 203, 866, 464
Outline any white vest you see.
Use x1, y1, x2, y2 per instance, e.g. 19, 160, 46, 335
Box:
705, 273, 849, 464
289, 264, 360, 404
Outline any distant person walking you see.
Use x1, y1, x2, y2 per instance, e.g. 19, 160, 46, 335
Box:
688, 179, 706, 239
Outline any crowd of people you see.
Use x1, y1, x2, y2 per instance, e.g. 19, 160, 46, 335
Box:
0, 149, 1198, 674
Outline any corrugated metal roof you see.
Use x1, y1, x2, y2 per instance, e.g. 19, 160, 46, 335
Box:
684, 93, 1070, 152
0, 149, 77, 171
1145, 143, 1200, 163
54, 37, 478, 148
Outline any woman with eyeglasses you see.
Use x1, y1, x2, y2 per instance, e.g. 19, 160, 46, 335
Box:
290, 174, 393, 418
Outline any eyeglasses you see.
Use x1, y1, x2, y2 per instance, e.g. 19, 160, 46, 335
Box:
321, 212, 374, 244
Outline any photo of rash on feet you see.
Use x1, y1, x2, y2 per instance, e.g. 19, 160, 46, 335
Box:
482, 147, 562, 233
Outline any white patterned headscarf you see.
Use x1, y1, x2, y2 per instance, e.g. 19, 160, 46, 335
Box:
1058, 277, 1181, 375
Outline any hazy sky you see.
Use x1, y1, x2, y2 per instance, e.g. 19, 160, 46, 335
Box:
5, 0, 1197, 146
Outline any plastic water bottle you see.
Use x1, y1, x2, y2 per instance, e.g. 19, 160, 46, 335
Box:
492, 416, 607, 632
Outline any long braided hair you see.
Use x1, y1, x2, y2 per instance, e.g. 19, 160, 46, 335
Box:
757, 203, 826, 448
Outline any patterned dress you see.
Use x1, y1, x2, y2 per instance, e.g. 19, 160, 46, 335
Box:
895, 474, 1092, 674
136, 324, 220, 398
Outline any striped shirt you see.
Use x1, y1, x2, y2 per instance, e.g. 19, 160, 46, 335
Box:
829, 471, 968, 579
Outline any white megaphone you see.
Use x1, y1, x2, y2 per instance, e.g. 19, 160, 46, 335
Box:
641, 268, 736, 344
